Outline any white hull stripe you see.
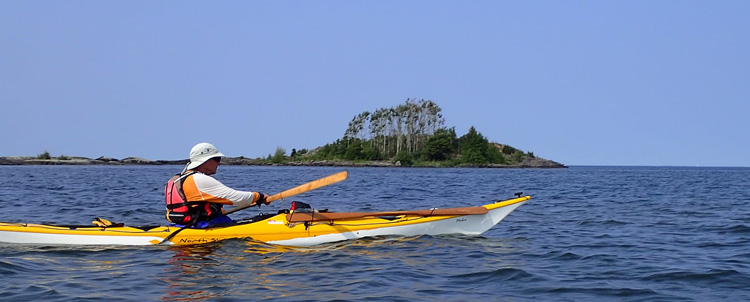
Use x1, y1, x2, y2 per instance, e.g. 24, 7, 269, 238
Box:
0, 230, 163, 246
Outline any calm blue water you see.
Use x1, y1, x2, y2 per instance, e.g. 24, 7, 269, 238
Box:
0, 166, 748, 301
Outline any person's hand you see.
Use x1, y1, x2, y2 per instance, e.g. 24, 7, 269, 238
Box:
255, 193, 268, 207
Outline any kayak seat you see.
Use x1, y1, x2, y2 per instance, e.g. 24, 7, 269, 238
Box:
131, 225, 163, 232
376, 216, 400, 221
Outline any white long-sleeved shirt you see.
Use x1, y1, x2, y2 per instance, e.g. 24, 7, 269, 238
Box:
181, 172, 259, 209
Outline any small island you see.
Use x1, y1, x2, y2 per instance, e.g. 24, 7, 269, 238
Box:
1, 99, 565, 168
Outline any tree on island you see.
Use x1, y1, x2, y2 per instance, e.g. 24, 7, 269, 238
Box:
340, 98, 445, 159
290, 99, 536, 167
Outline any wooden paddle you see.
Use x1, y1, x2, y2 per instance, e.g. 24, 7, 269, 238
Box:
224, 170, 348, 215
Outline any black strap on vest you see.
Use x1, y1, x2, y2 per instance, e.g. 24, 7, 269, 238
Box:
168, 171, 199, 210
166, 200, 204, 210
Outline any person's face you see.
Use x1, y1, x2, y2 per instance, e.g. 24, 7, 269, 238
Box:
200, 157, 221, 175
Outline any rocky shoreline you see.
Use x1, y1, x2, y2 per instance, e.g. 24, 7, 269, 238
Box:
0, 156, 566, 168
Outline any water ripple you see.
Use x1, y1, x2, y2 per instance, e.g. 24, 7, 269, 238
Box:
450, 267, 540, 283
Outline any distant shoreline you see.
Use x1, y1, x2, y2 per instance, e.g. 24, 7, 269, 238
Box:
0, 156, 567, 168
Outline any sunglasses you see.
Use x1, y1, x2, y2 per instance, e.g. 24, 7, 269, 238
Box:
212, 157, 222, 163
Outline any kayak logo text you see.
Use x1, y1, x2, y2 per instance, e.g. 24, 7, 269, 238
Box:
178, 238, 221, 244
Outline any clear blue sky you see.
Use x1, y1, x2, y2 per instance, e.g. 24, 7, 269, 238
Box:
1, 1, 748, 167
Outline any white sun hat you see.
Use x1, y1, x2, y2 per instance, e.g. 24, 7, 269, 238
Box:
186, 142, 225, 170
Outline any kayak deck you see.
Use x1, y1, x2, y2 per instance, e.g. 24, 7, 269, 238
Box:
0, 195, 530, 247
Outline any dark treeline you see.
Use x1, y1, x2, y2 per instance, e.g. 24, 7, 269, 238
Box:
297, 99, 534, 166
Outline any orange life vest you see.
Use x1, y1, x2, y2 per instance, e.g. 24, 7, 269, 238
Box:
164, 171, 221, 225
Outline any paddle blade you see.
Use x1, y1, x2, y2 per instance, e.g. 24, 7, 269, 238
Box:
267, 170, 347, 203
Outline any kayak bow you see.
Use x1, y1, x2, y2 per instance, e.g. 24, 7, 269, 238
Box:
0, 195, 530, 247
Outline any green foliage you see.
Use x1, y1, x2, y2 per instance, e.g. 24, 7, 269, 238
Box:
315, 139, 346, 159
438, 158, 463, 167
393, 151, 414, 166
458, 126, 491, 165
461, 149, 486, 165
344, 139, 363, 160
512, 150, 525, 163
58, 155, 70, 160
502, 145, 518, 155
422, 127, 457, 161
37, 151, 51, 160
271, 147, 287, 164
290, 148, 309, 161
361, 143, 382, 160
487, 144, 506, 164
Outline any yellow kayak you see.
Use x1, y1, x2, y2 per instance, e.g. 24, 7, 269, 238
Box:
0, 195, 530, 247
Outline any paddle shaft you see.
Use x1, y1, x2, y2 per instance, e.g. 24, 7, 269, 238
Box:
224, 171, 348, 215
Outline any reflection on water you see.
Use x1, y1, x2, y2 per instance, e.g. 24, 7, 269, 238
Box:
162, 243, 224, 302
161, 239, 302, 301
159, 235, 529, 301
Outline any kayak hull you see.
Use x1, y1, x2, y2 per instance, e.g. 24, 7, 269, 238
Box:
273, 197, 526, 246
0, 196, 530, 247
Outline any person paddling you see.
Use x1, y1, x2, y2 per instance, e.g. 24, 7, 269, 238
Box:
164, 142, 268, 228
